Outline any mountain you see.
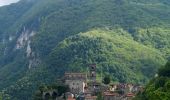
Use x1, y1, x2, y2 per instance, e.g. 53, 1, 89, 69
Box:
0, 0, 170, 99
47, 28, 165, 82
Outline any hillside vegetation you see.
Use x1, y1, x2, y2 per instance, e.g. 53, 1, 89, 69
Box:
0, 0, 169, 99
48, 28, 165, 83
136, 60, 170, 100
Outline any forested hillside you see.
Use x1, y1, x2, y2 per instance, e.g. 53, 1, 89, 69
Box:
48, 29, 165, 83
0, 0, 170, 99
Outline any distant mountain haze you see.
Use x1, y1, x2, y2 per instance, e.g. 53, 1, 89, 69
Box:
0, 0, 20, 6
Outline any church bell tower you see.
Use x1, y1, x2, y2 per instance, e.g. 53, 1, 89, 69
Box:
89, 64, 96, 82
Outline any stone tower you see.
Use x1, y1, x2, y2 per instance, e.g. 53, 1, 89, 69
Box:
89, 64, 96, 82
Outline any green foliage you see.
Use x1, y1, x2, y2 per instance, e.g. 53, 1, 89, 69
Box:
131, 27, 170, 57
32, 0, 170, 57
3, 64, 58, 100
103, 75, 111, 85
34, 83, 69, 100
96, 92, 103, 100
0, 0, 37, 33
47, 29, 166, 83
0, 94, 2, 100
155, 77, 168, 89
0, 0, 169, 100
135, 61, 170, 100
158, 61, 170, 77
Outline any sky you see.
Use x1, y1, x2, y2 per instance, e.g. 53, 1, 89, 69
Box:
0, 0, 20, 6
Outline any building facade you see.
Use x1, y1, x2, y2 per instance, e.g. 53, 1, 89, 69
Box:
65, 73, 87, 94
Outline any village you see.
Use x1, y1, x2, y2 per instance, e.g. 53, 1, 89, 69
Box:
42, 64, 144, 100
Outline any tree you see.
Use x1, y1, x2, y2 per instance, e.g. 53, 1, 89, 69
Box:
96, 92, 103, 100
34, 84, 69, 100
57, 85, 69, 96
158, 61, 170, 77
0, 94, 2, 100
103, 75, 111, 85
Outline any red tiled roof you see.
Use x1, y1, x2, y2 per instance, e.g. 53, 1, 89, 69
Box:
126, 93, 135, 97
67, 97, 76, 100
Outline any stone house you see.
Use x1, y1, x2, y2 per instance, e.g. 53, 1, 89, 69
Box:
64, 73, 87, 94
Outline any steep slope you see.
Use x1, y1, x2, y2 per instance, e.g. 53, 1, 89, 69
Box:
0, 0, 37, 34
3, 29, 167, 99
0, 0, 169, 99
0, 0, 69, 90
32, 0, 170, 56
0, 0, 40, 90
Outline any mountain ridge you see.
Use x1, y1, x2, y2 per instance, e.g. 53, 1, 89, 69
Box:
0, 0, 170, 99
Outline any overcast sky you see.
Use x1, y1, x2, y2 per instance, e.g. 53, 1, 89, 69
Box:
0, 0, 20, 6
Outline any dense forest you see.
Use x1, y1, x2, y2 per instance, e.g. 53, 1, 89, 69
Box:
0, 0, 170, 99
135, 60, 170, 100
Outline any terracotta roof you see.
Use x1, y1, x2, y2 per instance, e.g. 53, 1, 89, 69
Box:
67, 99, 76, 100
67, 97, 76, 100
126, 93, 135, 97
